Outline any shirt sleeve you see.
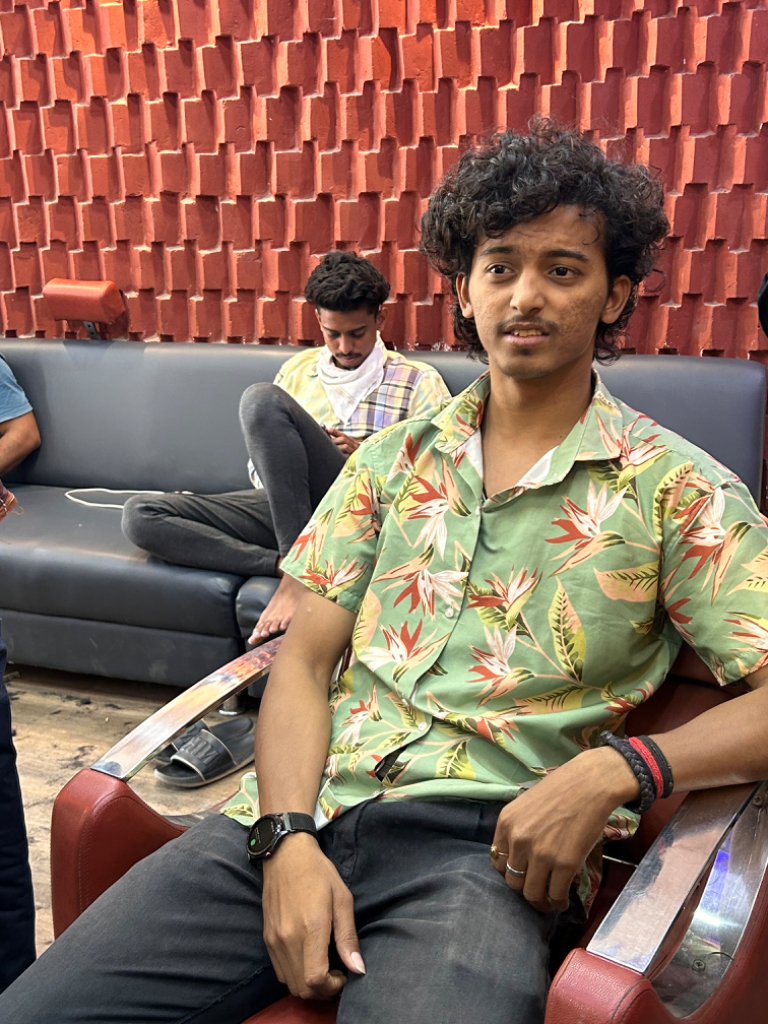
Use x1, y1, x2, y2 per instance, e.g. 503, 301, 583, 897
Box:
406, 368, 452, 421
659, 461, 768, 684
0, 358, 33, 424
280, 441, 383, 616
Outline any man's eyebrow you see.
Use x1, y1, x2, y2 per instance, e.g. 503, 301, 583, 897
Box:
477, 243, 592, 263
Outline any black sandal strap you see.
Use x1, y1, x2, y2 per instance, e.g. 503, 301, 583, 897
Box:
169, 729, 236, 781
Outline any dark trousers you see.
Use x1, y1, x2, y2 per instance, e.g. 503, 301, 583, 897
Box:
0, 633, 35, 993
122, 384, 346, 578
0, 801, 580, 1024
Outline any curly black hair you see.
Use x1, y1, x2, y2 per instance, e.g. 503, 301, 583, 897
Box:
304, 250, 390, 314
420, 120, 669, 362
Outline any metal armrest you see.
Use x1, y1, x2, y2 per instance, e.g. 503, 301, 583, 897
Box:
91, 638, 282, 782
588, 780, 768, 1015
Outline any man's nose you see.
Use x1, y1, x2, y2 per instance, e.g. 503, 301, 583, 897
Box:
510, 270, 545, 316
337, 336, 357, 351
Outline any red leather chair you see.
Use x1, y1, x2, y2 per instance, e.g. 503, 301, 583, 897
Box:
50, 639, 768, 1024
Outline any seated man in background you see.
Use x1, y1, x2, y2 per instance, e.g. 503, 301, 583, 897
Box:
8, 123, 768, 1024
122, 250, 450, 641
0, 355, 41, 477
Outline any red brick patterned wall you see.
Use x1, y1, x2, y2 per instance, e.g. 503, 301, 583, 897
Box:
0, 0, 766, 354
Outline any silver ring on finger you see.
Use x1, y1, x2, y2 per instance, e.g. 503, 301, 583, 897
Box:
506, 862, 526, 878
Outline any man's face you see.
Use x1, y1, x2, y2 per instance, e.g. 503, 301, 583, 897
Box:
456, 206, 631, 381
316, 307, 381, 370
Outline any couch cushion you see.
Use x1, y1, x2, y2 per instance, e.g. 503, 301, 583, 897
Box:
236, 577, 279, 638
1, 485, 242, 637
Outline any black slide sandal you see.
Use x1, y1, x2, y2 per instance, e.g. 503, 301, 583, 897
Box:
152, 716, 254, 767
154, 726, 255, 788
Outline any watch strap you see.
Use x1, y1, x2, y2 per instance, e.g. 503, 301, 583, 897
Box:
281, 812, 317, 836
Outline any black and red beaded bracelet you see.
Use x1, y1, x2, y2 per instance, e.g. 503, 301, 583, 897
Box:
600, 731, 675, 814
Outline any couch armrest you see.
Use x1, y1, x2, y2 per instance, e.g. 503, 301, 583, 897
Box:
91, 637, 282, 782
585, 780, 768, 1014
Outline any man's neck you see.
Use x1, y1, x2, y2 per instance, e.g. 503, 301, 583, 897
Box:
480, 356, 594, 495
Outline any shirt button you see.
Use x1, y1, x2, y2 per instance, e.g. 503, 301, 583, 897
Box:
445, 606, 455, 618
418, 722, 427, 732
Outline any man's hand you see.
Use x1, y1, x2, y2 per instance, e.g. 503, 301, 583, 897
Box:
262, 833, 365, 1000
490, 746, 638, 913
324, 427, 360, 457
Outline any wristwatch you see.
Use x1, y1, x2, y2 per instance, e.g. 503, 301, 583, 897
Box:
247, 812, 318, 862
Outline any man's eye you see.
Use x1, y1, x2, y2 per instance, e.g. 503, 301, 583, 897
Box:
487, 264, 509, 275
552, 266, 576, 277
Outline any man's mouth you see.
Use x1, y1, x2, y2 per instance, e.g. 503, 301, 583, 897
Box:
502, 323, 551, 339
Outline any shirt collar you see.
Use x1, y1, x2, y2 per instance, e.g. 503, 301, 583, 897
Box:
433, 369, 636, 484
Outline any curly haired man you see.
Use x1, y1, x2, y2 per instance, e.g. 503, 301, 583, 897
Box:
5, 123, 768, 1024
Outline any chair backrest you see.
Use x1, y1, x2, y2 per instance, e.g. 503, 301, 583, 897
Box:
1, 341, 764, 502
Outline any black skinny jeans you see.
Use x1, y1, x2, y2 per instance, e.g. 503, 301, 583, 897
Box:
0, 800, 582, 1024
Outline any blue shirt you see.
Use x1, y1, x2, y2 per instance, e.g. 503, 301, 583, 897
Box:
0, 356, 32, 425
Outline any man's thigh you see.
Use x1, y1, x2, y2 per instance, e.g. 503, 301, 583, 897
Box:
335, 800, 563, 1024
0, 814, 285, 1024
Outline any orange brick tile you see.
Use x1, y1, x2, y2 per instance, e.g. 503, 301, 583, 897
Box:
0, 8, 33, 58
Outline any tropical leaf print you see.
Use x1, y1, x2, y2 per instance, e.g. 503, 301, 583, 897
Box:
671, 487, 752, 601
653, 463, 696, 537
732, 547, 768, 594
427, 692, 521, 746
467, 567, 541, 632
727, 612, 768, 659
301, 557, 367, 598
548, 583, 586, 681
437, 740, 476, 780
388, 693, 421, 728
360, 620, 449, 682
547, 482, 627, 574
595, 563, 658, 603
468, 626, 535, 705
515, 684, 589, 714
377, 547, 469, 615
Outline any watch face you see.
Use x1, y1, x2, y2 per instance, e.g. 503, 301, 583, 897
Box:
248, 815, 281, 858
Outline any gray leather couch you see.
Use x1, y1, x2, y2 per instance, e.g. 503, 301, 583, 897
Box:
0, 339, 764, 687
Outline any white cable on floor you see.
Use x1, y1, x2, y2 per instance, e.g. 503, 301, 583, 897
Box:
65, 487, 168, 510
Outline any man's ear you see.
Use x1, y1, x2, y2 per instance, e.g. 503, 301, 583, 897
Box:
376, 306, 387, 329
600, 275, 632, 325
456, 273, 474, 319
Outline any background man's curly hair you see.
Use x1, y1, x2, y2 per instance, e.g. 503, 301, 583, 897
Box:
305, 250, 390, 314
420, 121, 669, 362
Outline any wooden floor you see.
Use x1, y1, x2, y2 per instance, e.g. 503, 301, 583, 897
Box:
7, 664, 253, 955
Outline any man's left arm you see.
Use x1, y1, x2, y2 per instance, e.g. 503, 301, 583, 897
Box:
493, 678, 768, 914
0, 412, 40, 476
494, 471, 768, 913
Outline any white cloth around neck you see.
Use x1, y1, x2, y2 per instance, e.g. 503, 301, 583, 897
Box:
315, 336, 387, 427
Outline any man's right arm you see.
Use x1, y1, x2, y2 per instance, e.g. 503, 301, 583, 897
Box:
255, 586, 365, 1000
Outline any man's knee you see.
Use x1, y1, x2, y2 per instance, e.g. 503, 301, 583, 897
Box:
121, 494, 160, 547
239, 382, 287, 434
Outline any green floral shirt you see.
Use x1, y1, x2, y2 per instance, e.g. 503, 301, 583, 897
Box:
223, 372, 768, 909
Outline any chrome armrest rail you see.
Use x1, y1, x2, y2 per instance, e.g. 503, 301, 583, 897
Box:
588, 781, 768, 1015
91, 637, 283, 782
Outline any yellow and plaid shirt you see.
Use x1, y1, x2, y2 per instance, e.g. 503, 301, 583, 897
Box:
225, 372, 768, 909
275, 343, 449, 437
248, 344, 451, 488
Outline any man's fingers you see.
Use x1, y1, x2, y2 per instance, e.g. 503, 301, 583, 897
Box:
547, 868, 575, 913
332, 884, 365, 976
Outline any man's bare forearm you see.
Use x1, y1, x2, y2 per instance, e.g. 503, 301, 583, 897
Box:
0, 414, 41, 476
255, 649, 334, 816
254, 587, 355, 816
651, 677, 768, 793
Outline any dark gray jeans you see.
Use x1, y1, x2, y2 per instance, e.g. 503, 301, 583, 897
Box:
0, 800, 581, 1024
122, 384, 346, 578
